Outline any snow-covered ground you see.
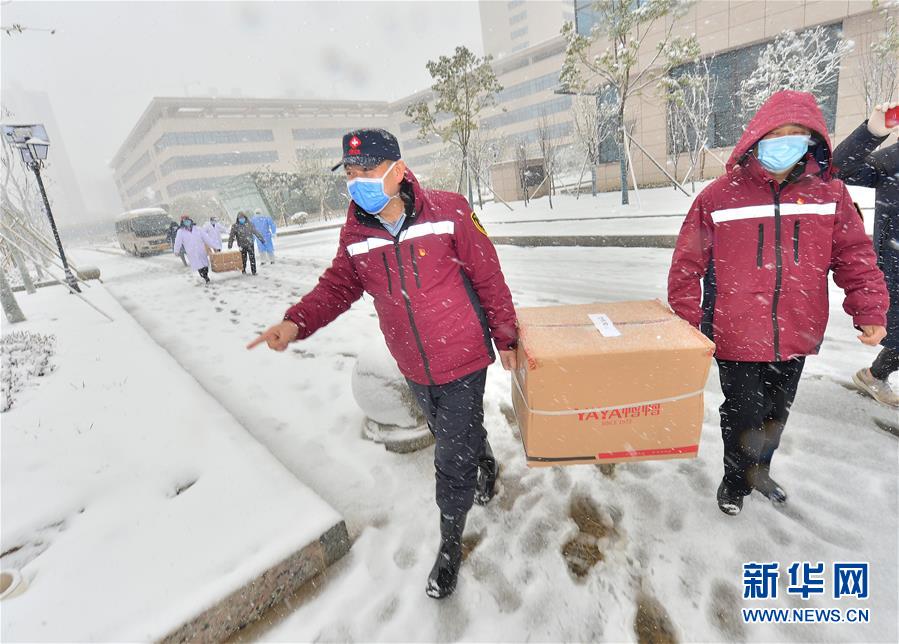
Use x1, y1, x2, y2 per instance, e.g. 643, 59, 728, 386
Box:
50, 214, 898, 643
0, 280, 342, 641
476, 184, 876, 238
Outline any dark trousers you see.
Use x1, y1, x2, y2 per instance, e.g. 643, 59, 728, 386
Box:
407, 368, 493, 518
239, 246, 256, 274
871, 347, 899, 380
717, 358, 805, 496
198, 267, 209, 282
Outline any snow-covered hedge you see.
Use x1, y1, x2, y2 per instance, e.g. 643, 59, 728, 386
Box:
1, 331, 56, 412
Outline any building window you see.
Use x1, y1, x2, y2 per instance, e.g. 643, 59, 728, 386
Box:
402, 133, 442, 151
668, 22, 842, 150
513, 121, 574, 147
509, 11, 527, 25
160, 150, 279, 176
482, 95, 572, 130
507, 0, 524, 9
292, 126, 363, 141
595, 88, 622, 163
296, 148, 342, 161
511, 26, 528, 39
497, 71, 560, 104
154, 129, 274, 151
574, 0, 602, 36
510, 41, 530, 53
121, 152, 150, 184
167, 176, 237, 197
126, 170, 158, 198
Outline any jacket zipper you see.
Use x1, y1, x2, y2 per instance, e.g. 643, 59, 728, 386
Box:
769, 183, 783, 361
409, 243, 422, 288
381, 252, 392, 294
756, 224, 764, 268
793, 221, 800, 264
394, 239, 434, 385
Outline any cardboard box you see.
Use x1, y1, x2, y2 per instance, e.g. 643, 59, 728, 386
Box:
209, 250, 243, 273
512, 300, 715, 467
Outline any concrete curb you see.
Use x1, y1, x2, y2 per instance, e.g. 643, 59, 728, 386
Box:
277, 223, 343, 238
491, 235, 679, 249
161, 521, 351, 644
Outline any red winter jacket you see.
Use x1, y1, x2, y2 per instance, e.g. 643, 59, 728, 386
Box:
668, 90, 888, 362
284, 169, 518, 385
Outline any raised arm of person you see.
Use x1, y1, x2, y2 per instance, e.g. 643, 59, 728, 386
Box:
247, 231, 364, 351
831, 183, 890, 346
668, 195, 713, 328
833, 102, 898, 188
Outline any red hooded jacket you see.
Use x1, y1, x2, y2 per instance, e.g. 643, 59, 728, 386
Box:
668, 90, 888, 362
284, 169, 518, 385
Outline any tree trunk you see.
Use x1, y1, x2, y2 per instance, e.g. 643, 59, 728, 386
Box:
548, 171, 554, 209
618, 111, 629, 206
591, 165, 597, 197
10, 247, 35, 294
0, 268, 25, 323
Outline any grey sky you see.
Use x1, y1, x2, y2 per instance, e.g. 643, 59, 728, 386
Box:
1, 1, 483, 219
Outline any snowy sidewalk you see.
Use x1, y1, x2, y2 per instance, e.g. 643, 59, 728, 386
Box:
0, 283, 349, 642
65, 242, 898, 643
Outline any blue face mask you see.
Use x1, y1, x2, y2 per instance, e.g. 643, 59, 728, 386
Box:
182, 219, 192, 227
757, 135, 811, 173
347, 161, 397, 214
238, 217, 246, 224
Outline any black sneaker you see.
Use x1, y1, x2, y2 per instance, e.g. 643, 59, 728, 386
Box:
426, 513, 466, 599
717, 479, 744, 516
753, 470, 787, 505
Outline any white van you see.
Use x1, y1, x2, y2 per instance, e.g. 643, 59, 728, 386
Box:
115, 208, 174, 256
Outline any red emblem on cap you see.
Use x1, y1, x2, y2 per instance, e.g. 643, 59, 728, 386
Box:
348, 136, 362, 155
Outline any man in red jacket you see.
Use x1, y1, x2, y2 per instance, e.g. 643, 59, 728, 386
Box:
248, 129, 518, 598
668, 90, 888, 516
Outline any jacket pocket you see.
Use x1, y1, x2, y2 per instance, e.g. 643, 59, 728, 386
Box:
381, 252, 392, 294
409, 243, 422, 288
793, 221, 800, 264
756, 224, 764, 268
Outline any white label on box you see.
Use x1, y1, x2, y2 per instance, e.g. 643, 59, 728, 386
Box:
589, 313, 621, 337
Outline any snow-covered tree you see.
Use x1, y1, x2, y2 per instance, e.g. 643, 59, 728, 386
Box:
739, 26, 853, 118
295, 148, 341, 221
170, 192, 227, 223
560, 0, 699, 205
660, 58, 716, 191
856, 8, 899, 113
405, 46, 503, 205
515, 138, 531, 207
421, 145, 464, 193
534, 113, 561, 209
250, 166, 300, 226
571, 94, 618, 197
467, 124, 503, 209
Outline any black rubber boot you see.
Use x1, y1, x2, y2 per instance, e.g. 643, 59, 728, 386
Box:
717, 479, 744, 516
753, 467, 787, 505
474, 440, 498, 506
426, 512, 467, 599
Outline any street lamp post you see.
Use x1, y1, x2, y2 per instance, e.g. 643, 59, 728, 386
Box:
3, 124, 80, 293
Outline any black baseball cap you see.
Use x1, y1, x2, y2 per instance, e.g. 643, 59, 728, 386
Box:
330, 128, 402, 172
